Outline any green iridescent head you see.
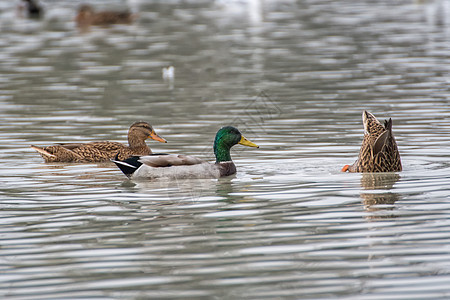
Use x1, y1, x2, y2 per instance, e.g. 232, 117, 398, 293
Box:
213, 126, 259, 162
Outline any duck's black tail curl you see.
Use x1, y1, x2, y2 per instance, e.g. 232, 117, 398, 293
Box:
111, 154, 142, 178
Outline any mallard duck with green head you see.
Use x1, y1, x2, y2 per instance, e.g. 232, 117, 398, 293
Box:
342, 111, 402, 173
112, 126, 259, 179
31, 121, 166, 163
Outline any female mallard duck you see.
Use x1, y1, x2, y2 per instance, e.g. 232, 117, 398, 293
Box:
31, 121, 166, 163
342, 111, 402, 173
75, 4, 137, 32
112, 126, 259, 179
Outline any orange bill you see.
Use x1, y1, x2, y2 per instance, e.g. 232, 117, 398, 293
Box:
149, 131, 167, 143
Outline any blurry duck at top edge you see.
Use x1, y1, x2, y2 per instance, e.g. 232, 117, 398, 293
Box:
75, 4, 138, 33
17, 0, 43, 19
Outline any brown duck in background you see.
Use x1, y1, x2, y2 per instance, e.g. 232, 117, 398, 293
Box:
31, 121, 166, 163
17, 0, 43, 19
75, 4, 137, 32
342, 111, 402, 173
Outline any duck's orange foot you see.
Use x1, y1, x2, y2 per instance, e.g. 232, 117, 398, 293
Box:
341, 165, 350, 172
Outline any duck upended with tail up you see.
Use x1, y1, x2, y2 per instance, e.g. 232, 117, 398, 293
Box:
31, 121, 166, 163
342, 111, 402, 173
112, 126, 259, 180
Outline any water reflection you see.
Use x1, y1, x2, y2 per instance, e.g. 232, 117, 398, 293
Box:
1, 0, 450, 299
214, 178, 239, 202
360, 173, 401, 218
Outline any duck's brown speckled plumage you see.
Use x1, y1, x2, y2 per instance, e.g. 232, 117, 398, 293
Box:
31, 121, 166, 163
75, 4, 137, 32
343, 111, 402, 173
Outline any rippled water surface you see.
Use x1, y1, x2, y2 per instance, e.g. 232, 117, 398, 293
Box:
1, 0, 450, 299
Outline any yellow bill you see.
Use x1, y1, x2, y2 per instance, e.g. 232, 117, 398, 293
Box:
239, 135, 259, 148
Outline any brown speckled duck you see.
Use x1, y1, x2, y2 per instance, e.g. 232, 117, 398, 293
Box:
31, 121, 166, 163
75, 4, 137, 32
342, 111, 402, 173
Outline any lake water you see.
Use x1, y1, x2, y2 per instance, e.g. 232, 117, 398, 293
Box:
1, 0, 450, 299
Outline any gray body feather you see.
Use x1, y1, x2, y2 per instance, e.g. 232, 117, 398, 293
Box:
130, 154, 236, 180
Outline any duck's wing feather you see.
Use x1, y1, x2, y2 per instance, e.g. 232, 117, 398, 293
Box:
55, 143, 85, 150
139, 154, 204, 168
84, 141, 125, 152
50, 142, 124, 152
373, 130, 389, 156
31, 145, 84, 162
372, 118, 402, 172
31, 145, 57, 158
372, 118, 391, 155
